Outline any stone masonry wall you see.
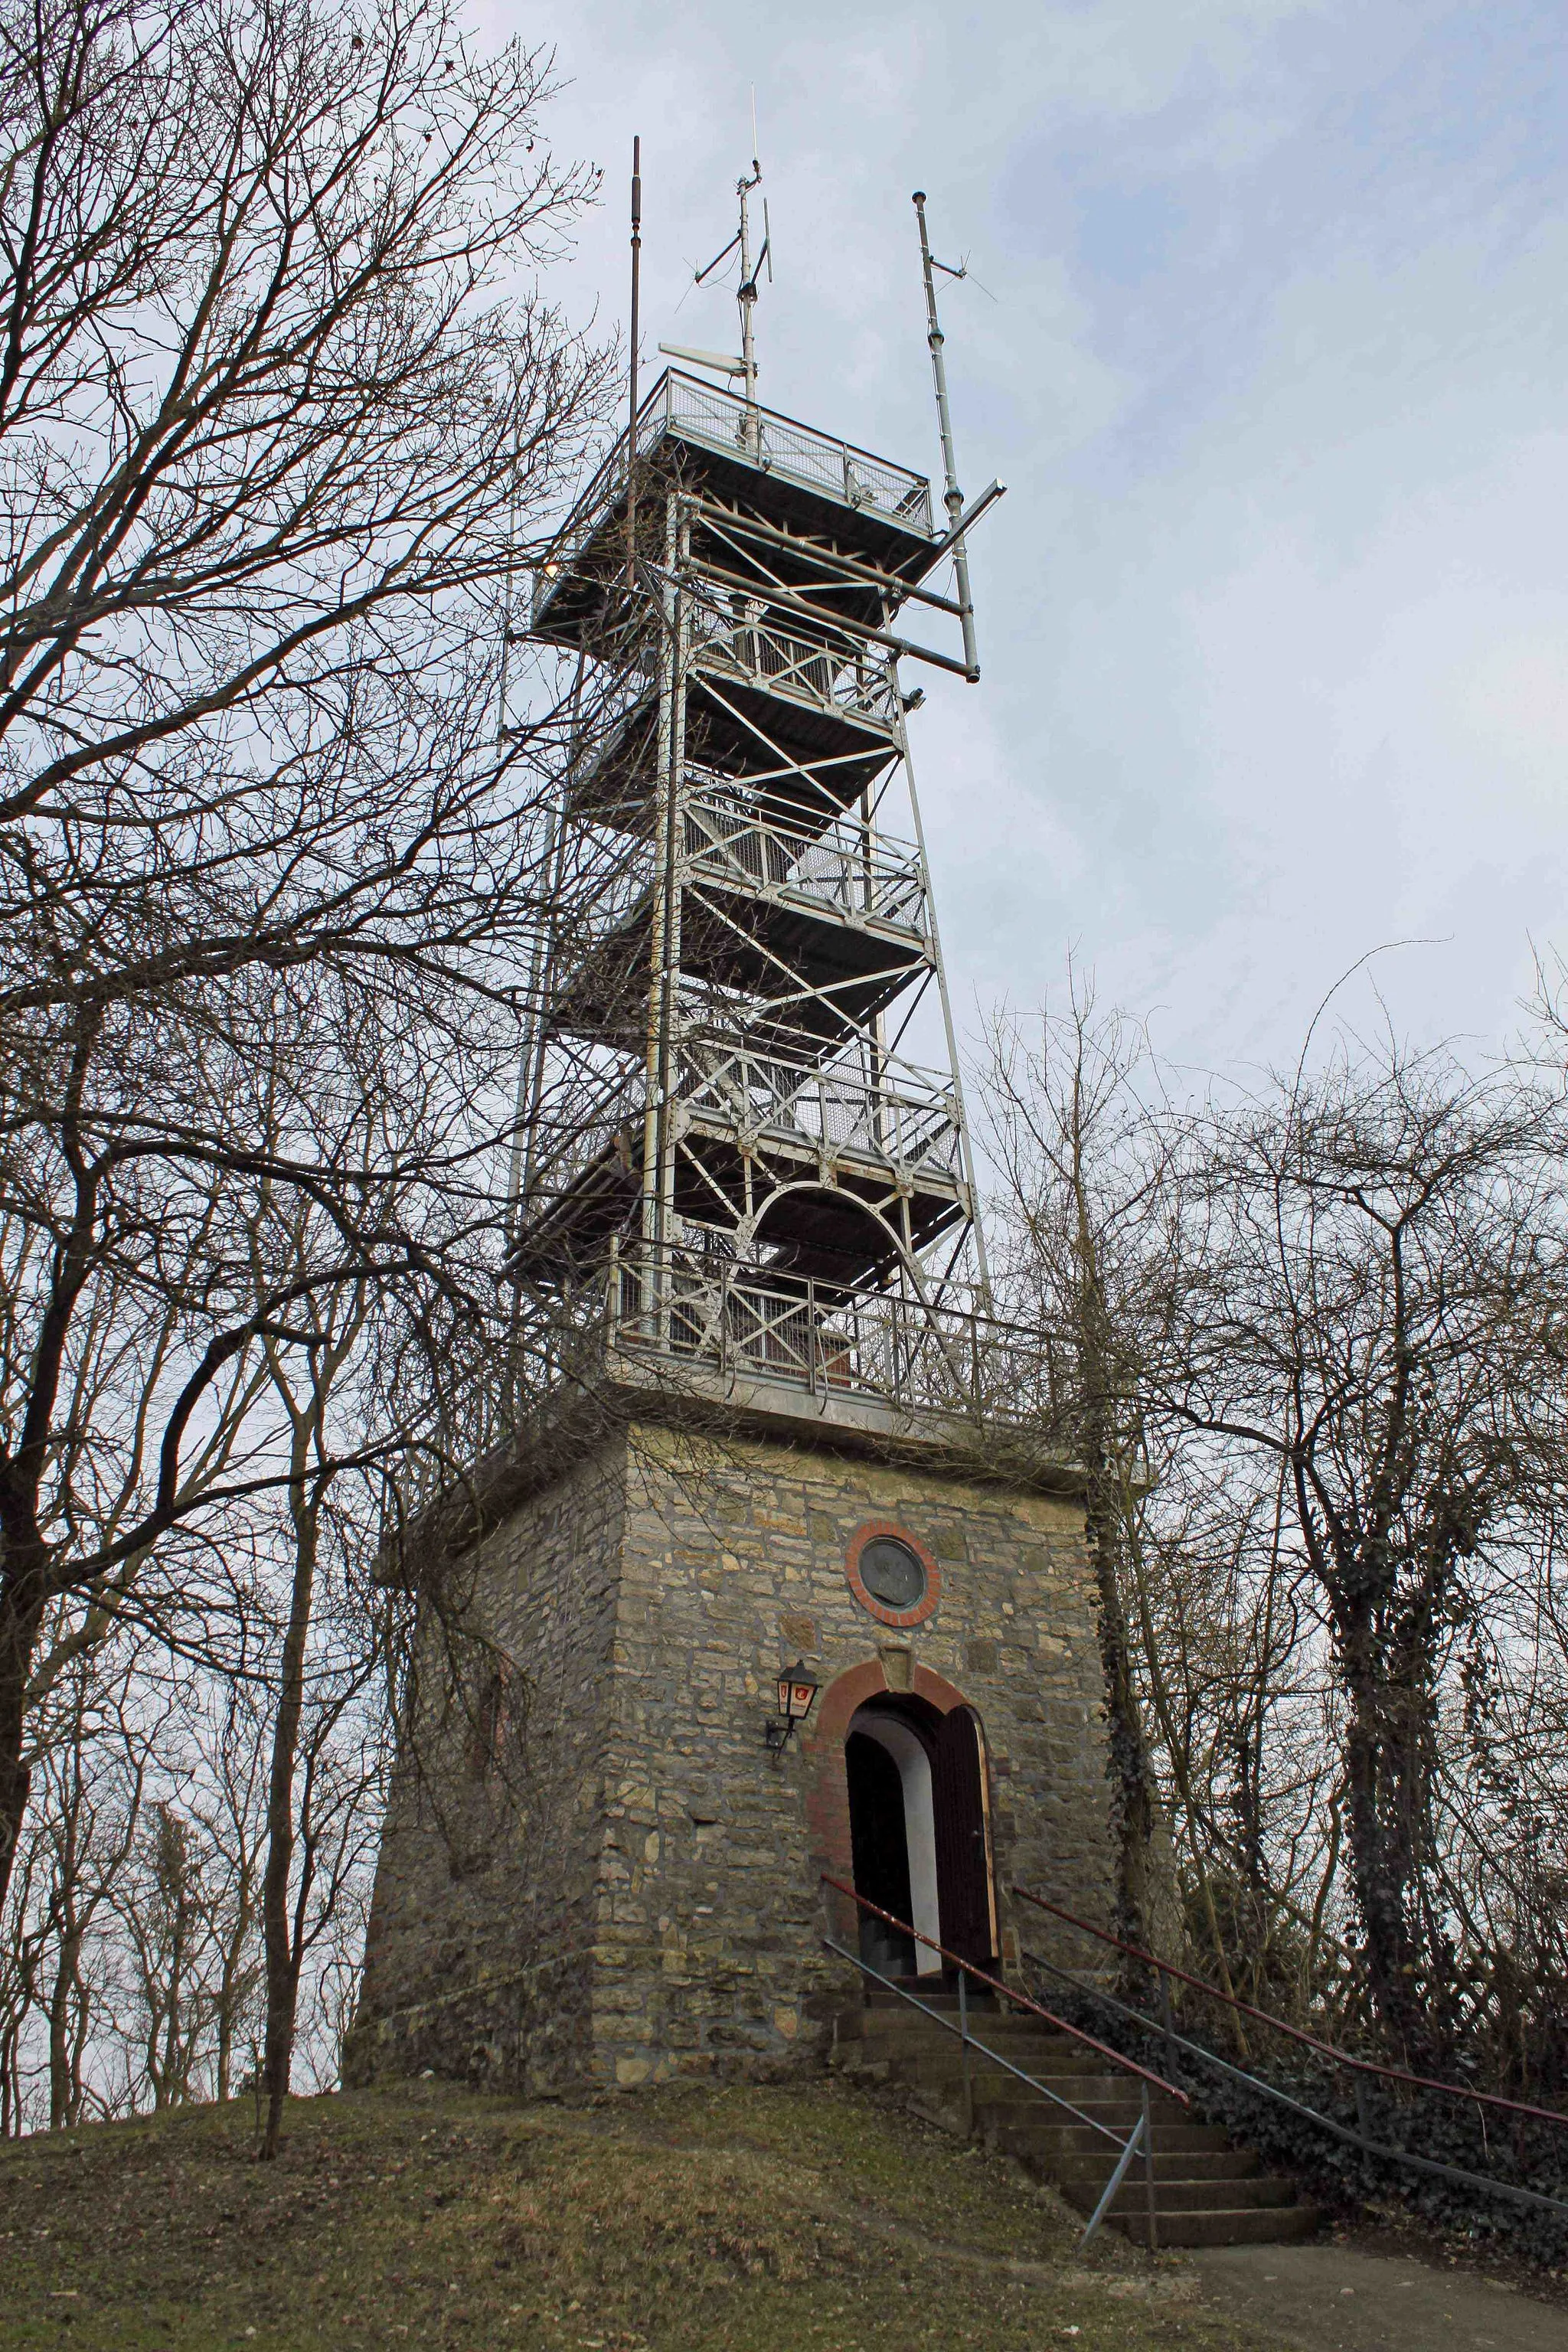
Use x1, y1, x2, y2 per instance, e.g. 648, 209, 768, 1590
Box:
589, 1423, 1114, 2086
349, 1413, 1116, 2095
346, 1436, 631, 2093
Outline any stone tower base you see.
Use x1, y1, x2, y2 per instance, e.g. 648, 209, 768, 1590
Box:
345, 1391, 1115, 2095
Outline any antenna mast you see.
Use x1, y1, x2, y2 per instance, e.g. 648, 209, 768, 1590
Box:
737, 159, 760, 416
686, 129, 772, 440
912, 191, 978, 681
626, 136, 642, 576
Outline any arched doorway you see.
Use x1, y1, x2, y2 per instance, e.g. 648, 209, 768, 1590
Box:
845, 1697, 996, 1978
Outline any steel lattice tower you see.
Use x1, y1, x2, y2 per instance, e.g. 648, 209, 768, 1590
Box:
507, 187, 1009, 1416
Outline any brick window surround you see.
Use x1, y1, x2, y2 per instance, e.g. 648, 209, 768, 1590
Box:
844, 1520, 941, 1629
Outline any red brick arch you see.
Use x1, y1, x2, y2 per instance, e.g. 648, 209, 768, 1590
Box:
802, 1655, 973, 1944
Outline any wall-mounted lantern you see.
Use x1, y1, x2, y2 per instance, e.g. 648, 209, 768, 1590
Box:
765, 1660, 820, 1753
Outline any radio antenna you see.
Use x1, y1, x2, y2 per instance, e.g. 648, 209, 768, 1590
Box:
734, 153, 764, 430
913, 190, 978, 681
626, 135, 642, 579
683, 134, 769, 446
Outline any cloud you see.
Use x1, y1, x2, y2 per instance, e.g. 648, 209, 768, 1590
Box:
490, 0, 1568, 1073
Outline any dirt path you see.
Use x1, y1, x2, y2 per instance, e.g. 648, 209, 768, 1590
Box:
1191, 2242, 1568, 2350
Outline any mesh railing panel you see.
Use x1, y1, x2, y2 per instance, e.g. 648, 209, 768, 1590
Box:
665, 378, 933, 529
683, 799, 926, 933
688, 606, 900, 730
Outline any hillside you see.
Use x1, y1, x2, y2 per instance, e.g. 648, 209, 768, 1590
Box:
0, 2075, 1259, 2350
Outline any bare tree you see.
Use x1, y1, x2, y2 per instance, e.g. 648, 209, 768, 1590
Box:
986, 981, 1568, 2083
246, 1165, 383, 2158
0, 0, 614, 1905
188, 1684, 268, 2105
1161, 1042, 1568, 2058
982, 984, 1177, 1951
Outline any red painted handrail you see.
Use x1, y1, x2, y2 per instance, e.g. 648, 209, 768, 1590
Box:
821, 1873, 1188, 2106
1014, 1883, 1568, 2132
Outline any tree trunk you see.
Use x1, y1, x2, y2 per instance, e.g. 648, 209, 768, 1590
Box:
47, 1926, 85, 2129
0, 1573, 46, 1914
1084, 1419, 1158, 1951
1340, 1614, 1428, 2060
260, 1488, 318, 2159
1070, 1178, 1158, 1954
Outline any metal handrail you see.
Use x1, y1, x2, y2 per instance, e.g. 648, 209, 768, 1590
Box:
821, 1877, 1187, 2104
1021, 1941, 1568, 2226
822, 1891, 1165, 2245
824, 1939, 1127, 2148
1014, 1883, 1568, 2132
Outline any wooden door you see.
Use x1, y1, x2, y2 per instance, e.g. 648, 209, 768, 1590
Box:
933, 1708, 995, 1968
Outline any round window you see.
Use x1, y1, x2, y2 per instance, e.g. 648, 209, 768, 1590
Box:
846, 1521, 941, 1627
857, 1535, 927, 1611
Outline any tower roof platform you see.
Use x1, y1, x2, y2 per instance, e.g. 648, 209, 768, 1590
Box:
532, 371, 944, 648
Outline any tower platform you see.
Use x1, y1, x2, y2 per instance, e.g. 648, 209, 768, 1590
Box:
531, 370, 944, 652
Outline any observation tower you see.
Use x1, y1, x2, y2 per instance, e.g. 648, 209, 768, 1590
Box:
351, 173, 1112, 2099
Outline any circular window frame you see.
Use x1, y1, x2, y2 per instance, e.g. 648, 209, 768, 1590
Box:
845, 1521, 941, 1629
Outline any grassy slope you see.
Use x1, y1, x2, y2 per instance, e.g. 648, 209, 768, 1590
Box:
0, 2076, 1282, 2351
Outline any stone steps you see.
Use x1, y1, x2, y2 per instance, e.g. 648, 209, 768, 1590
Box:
1050, 2147, 1265, 2185
1116, 2204, 1323, 2249
835, 2000, 1319, 2250
981, 2112, 1234, 2160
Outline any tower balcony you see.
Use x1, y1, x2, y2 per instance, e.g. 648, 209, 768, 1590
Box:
532, 371, 940, 648
547, 802, 931, 1046
386, 1250, 1080, 1565
564, 581, 905, 841
508, 1041, 966, 1284
568, 620, 903, 835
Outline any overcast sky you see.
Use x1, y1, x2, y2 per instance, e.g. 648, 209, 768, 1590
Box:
487, 0, 1568, 1083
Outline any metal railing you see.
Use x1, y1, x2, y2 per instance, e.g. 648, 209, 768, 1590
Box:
823, 1876, 1187, 2246
688, 601, 901, 733
509, 1061, 647, 1214
608, 1246, 1076, 1429
534, 371, 936, 627
1013, 1885, 1568, 2224
678, 1037, 959, 1173
683, 794, 926, 934
655, 372, 933, 529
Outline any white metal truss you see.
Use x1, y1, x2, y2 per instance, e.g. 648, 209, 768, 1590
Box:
511, 369, 991, 1380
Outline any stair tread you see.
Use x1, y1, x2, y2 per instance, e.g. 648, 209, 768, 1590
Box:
851, 2004, 1315, 2248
